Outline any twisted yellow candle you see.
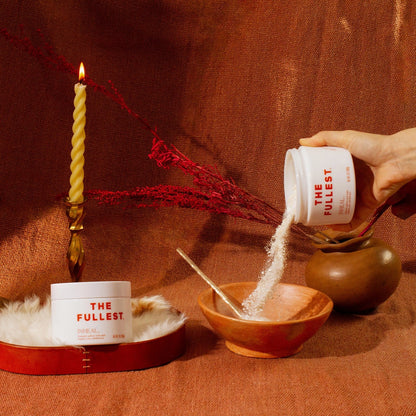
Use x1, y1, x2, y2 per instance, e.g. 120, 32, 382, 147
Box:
69, 62, 86, 204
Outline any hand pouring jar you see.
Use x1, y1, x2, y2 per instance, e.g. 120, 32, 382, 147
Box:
51, 281, 132, 345
284, 146, 356, 226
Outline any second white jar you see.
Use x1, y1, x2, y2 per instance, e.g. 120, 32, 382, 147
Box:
284, 146, 356, 226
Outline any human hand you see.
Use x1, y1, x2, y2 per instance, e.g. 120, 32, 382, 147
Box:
299, 129, 416, 228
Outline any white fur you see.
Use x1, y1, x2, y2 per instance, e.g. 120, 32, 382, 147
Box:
0, 295, 186, 347
131, 295, 186, 342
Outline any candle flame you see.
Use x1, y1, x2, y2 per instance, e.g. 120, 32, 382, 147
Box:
78, 62, 85, 82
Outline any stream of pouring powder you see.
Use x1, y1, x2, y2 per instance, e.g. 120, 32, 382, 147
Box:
242, 192, 295, 320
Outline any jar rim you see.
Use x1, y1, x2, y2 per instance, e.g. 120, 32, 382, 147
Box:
51, 281, 131, 300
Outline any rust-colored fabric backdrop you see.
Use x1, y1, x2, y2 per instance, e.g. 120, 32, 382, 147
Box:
0, 2, 415, 415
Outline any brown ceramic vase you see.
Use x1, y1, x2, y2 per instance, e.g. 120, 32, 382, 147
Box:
305, 228, 402, 313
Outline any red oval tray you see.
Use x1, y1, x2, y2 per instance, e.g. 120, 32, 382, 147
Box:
0, 323, 186, 375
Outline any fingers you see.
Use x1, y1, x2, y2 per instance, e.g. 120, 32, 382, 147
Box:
300, 130, 391, 169
299, 131, 354, 148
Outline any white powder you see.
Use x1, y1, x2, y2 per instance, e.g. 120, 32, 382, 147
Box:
242, 189, 296, 320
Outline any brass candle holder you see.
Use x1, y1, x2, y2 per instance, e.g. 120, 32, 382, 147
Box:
66, 198, 86, 281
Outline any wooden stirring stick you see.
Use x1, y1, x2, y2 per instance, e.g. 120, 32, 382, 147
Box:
176, 248, 245, 319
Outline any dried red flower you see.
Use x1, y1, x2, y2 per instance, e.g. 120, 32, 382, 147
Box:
2, 27, 300, 233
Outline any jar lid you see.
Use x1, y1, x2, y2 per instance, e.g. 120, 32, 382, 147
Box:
51, 281, 131, 300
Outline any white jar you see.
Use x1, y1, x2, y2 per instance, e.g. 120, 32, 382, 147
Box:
284, 146, 356, 226
51, 281, 132, 345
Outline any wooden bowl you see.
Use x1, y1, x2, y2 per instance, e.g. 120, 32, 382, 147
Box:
198, 282, 333, 358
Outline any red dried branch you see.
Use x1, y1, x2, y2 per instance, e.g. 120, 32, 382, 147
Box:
86, 185, 274, 225
0, 26, 160, 139
2, 27, 294, 232
0, 27, 77, 76
148, 139, 284, 227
